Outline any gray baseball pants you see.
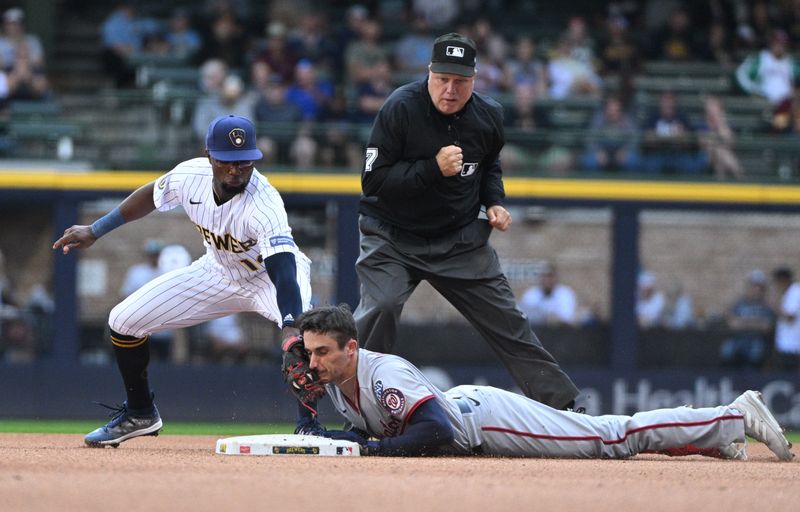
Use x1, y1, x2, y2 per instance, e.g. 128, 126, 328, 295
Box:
354, 214, 580, 409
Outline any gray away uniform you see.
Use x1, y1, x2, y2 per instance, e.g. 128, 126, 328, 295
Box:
326, 349, 746, 458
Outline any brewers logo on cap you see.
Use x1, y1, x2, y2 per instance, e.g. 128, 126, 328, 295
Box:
206, 114, 263, 161
229, 128, 246, 147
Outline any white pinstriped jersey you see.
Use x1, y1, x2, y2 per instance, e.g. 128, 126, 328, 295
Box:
324, 349, 744, 458
108, 157, 311, 336
153, 157, 301, 282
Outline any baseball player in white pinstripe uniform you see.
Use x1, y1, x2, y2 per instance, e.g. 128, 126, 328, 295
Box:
53, 115, 311, 447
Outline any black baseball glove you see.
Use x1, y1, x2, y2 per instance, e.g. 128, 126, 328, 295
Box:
281, 335, 325, 406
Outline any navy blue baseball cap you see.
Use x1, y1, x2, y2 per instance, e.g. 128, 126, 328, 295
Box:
205, 115, 263, 162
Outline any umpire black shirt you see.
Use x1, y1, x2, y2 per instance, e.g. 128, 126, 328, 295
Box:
359, 79, 506, 237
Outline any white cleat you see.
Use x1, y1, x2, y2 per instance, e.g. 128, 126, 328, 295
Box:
718, 441, 748, 461
730, 390, 794, 461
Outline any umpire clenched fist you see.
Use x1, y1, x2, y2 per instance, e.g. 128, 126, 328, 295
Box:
436, 145, 463, 176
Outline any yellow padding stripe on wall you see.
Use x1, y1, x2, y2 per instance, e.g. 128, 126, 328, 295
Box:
0, 171, 161, 190
1, 171, 800, 204
504, 179, 800, 204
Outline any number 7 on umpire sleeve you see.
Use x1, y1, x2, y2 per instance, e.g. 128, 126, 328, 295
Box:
364, 148, 378, 173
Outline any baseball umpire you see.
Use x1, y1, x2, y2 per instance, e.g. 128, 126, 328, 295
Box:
354, 33, 579, 409
53, 115, 316, 447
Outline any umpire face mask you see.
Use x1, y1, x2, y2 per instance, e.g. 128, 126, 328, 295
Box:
427, 69, 475, 115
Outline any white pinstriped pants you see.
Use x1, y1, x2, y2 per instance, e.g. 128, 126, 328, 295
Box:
109, 253, 312, 338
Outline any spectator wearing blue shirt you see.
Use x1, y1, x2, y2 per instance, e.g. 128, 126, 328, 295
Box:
393, 15, 434, 80
581, 95, 641, 172
720, 270, 775, 368
285, 59, 333, 121
641, 90, 708, 174
505, 36, 548, 99
249, 61, 302, 165
286, 13, 340, 80
101, 1, 146, 87
352, 59, 393, 124
253, 76, 301, 124
164, 9, 201, 61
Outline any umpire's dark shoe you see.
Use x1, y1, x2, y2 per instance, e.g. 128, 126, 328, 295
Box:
84, 401, 162, 448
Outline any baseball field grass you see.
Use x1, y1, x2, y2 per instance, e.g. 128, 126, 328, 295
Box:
0, 419, 798, 444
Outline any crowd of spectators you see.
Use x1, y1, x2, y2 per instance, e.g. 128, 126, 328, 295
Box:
85, 1, 800, 175
631, 266, 800, 370
513, 259, 800, 371
0, 1, 799, 173
2, 2, 800, 371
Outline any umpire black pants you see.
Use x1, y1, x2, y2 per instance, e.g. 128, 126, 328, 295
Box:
353, 214, 579, 409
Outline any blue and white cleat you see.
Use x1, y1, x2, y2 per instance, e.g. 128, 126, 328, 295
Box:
730, 390, 793, 461
294, 417, 327, 436
85, 401, 163, 448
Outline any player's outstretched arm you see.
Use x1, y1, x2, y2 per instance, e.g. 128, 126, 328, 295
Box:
53, 182, 157, 255
264, 252, 303, 329
367, 398, 454, 456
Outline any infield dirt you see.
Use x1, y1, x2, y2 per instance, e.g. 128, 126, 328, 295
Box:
0, 433, 797, 512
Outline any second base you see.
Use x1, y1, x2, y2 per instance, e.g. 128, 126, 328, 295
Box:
215, 434, 361, 456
